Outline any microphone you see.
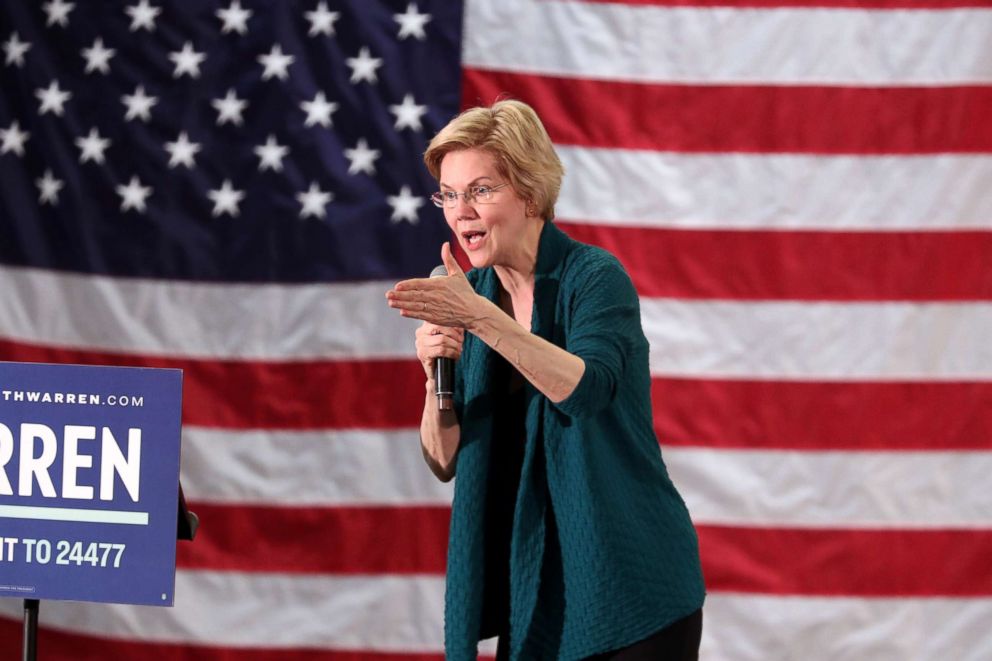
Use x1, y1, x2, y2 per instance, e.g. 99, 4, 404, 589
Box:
430, 265, 454, 411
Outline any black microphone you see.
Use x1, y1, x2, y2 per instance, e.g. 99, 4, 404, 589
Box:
430, 265, 454, 411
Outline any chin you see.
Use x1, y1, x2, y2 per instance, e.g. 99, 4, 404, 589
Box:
466, 252, 492, 269
457, 240, 489, 268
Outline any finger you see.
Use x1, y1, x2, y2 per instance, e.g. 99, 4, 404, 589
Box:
441, 242, 464, 277
420, 338, 460, 353
391, 278, 427, 293
429, 327, 461, 341
387, 290, 426, 306
429, 325, 462, 340
390, 280, 442, 296
392, 297, 455, 322
418, 322, 444, 336
427, 332, 462, 348
398, 306, 439, 324
427, 322, 464, 337
419, 334, 459, 353
429, 344, 462, 360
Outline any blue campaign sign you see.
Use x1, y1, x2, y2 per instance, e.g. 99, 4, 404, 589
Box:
0, 361, 183, 607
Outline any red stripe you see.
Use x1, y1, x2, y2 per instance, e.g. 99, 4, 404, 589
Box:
3, 346, 991, 451
0, 617, 446, 661
179, 503, 992, 597
699, 525, 992, 596
653, 378, 992, 450
462, 69, 992, 154
0, 339, 425, 430
177, 503, 449, 574
577, 0, 989, 8
560, 223, 992, 301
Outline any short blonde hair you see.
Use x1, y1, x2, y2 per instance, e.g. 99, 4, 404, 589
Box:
424, 99, 564, 221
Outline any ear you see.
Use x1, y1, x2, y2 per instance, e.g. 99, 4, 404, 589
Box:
441, 242, 464, 277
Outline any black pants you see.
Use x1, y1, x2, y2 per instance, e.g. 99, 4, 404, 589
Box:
495, 608, 703, 660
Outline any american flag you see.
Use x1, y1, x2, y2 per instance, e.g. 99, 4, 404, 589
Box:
1, 0, 990, 659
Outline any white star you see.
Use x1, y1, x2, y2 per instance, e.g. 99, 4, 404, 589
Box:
394, 3, 431, 41
121, 85, 158, 122
36, 169, 63, 206
3, 32, 32, 68
125, 0, 161, 32
169, 41, 206, 79
345, 46, 382, 84
42, 0, 74, 28
208, 179, 244, 218
344, 138, 380, 176
296, 182, 332, 220
164, 131, 201, 169
389, 93, 427, 132
116, 175, 152, 214
258, 44, 294, 81
254, 135, 289, 172
304, 2, 340, 37
81, 37, 115, 75
216, 0, 252, 35
36, 81, 71, 116
0, 121, 29, 157
300, 91, 338, 128
212, 89, 248, 126
75, 127, 111, 164
387, 185, 423, 224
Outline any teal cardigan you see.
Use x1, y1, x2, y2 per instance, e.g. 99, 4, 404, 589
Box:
446, 222, 705, 660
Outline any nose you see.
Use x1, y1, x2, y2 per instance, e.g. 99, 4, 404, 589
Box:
453, 194, 478, 218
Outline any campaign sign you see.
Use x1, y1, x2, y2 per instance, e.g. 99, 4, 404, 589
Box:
0, 362, 182, 607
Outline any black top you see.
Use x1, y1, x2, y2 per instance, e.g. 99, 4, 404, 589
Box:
479, 352, 527, 639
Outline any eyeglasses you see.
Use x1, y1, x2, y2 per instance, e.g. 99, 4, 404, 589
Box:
430, 183, 508, 208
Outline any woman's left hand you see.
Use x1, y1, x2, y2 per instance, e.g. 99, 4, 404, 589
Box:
386, 242, 486, 329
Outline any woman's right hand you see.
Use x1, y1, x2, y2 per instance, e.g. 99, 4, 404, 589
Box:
415, 322, 465, 381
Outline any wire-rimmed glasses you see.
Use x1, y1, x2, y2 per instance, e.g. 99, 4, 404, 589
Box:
430, 183, 508, 208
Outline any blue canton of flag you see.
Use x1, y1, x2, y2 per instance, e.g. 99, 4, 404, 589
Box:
0, 0, 462, 283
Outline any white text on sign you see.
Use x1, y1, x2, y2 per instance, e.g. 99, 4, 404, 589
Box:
0, 424, 141, 501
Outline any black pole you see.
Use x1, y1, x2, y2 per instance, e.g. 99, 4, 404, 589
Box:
22, 598, 38, 661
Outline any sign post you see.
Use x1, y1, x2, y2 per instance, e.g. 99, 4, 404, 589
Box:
0, 361, 186, 659
22, 598, 38, 661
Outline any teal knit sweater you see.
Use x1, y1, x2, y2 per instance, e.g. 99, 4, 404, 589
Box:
445, 222, 705, 660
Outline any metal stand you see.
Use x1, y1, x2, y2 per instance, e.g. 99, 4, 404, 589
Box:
22, 598, 38, 661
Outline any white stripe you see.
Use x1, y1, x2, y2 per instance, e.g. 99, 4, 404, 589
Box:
0, 265, 417, 360
643, 300, 992, 380
2, 584, 987, 659
701, 593, 992, 661
0, 505, 148, 525
557, 148, 992, 230
4, 269, 990, 380
0, 570, 461, 652
665, 448, 992, 529
180, 427, 452, 506
464, 0, 992, 85
181, 428, 992, 530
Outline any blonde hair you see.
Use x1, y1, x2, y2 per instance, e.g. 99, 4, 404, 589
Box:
424, 99, 564, 221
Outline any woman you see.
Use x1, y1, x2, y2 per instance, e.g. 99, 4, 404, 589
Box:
386, 100, 705, 660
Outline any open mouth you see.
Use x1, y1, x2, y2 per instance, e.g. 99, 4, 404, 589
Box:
461, 230, 487, 249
